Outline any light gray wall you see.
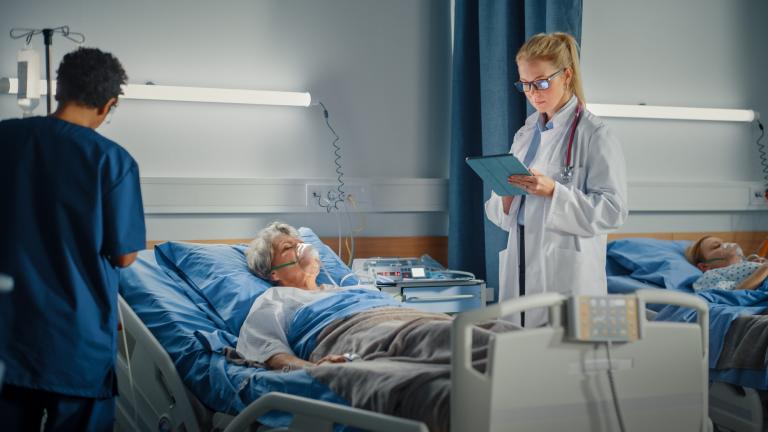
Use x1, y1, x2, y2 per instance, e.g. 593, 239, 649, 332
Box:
581, 0, 768, 232
3, 0, 766, 240
0, 0, 451, 238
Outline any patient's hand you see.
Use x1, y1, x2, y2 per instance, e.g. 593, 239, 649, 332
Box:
747, 254, 767, 264
316, 354, 348, 365
737, 262, 768, 290
267, 353, 314, 371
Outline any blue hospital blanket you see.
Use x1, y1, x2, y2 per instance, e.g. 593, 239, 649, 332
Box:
119, 251, 349, 429
654, 281, 768, 389
288, 289, 403, 360
606, 239, 768, 389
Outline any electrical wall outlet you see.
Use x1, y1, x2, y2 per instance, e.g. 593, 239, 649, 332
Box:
306, 183, 372, 212
749, 186, 768, 207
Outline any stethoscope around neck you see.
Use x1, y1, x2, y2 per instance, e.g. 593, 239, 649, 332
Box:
558, 103, 584, 185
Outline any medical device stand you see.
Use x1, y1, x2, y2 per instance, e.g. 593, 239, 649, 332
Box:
42, 29, 53, 114
10, 26, 85, 114
452, 289, 711, 432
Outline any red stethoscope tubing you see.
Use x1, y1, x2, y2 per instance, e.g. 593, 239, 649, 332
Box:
565, 104, 584, 168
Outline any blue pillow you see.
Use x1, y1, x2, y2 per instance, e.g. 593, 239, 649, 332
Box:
606, 238, 701, 291
296, 227, 359, 288
154, 227, 358, 334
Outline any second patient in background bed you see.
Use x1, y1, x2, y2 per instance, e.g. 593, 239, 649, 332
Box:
686, 236, 768, 291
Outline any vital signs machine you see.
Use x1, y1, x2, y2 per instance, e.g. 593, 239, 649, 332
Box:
351, 256, 487, 313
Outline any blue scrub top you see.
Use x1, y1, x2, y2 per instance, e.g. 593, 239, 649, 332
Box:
0, 116, 146, 398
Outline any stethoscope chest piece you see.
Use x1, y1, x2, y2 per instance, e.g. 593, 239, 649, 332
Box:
558, 166, 574, 185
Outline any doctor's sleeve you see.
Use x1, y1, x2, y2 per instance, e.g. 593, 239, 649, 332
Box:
485, 191, 516, 232
102, 161, 147, 258
545, 125, 628, 237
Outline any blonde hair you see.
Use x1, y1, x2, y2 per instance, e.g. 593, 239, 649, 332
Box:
685, 236, 713, 266
516, 32, 585, 105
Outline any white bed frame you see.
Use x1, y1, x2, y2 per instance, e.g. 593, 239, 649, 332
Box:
115, 296, 427, 432
452, 289, 711, 432
709, 383, 767, 432
647, 303, 767, 432
117, 289, 711, 432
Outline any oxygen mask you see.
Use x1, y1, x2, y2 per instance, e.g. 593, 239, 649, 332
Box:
721, 242, 744, 258
703, 242, 745, 267
271, 242, 321, 279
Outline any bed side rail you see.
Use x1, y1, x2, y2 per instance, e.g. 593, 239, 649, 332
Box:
634, 288, 709, 357
116, 295, 203, 432
222, 392, 428, 432
451, 290, 710, 432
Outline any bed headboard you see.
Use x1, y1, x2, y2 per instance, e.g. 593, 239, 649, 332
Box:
146, 236, 448, 266
608, 231, 768, 257
146, 232, 767, 267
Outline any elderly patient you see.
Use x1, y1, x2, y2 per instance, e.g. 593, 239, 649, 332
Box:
686, 236, 768, 291
236, 221, 488, 369
235, 222, 515, 431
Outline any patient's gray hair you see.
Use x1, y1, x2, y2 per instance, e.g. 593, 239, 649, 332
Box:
246, 221, 300, 279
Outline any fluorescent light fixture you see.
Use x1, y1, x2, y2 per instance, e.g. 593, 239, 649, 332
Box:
0, 77, 313, 107
587, 103, 758, 122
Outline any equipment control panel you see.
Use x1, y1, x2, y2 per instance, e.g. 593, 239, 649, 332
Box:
373, 265, 428, 282
568, 295, 640, 342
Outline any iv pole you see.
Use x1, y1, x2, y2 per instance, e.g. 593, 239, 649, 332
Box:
10, 26, 85, 114
42, 28, 53, 114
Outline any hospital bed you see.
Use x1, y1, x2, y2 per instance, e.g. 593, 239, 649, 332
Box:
115, 228, 711, 431
606, 237, 768, 432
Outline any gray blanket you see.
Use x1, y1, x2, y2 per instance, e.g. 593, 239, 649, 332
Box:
307, 307, 518, 432
716, 314, 768, 370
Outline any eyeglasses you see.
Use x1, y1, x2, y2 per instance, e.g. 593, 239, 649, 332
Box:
514, 69, 564, 93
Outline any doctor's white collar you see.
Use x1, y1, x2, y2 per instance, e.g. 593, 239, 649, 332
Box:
530, 94, 579, 130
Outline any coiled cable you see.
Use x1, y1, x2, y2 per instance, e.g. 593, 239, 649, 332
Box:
315, 102, 346, 212
756, 119, 767, 199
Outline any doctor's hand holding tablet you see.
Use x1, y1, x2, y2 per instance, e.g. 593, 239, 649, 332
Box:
479, 32, 629, 327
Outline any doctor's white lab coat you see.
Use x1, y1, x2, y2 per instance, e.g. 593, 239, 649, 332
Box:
485, 96, 628, 327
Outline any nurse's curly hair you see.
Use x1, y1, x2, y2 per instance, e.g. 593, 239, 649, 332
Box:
247, 222, 300, 280
55, 47, 127, 108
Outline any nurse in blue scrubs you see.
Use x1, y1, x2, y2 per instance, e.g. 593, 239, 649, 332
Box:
0, 47, 146, 431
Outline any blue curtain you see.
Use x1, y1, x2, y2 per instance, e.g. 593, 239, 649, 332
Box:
448, 0, 582, 300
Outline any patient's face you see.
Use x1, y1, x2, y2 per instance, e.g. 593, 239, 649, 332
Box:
270, 234, 320, 289
697, 237, 741, 270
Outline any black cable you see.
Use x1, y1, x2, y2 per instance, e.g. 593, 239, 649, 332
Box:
606, 341, 628, 432
315, 102, 346, 213
756, 119, 767, 199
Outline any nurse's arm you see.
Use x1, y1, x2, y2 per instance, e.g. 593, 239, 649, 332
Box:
737, 263, 768, 290
111, 252, 138, 268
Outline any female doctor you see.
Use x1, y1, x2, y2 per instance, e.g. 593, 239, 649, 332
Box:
485, 32, 628, 327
